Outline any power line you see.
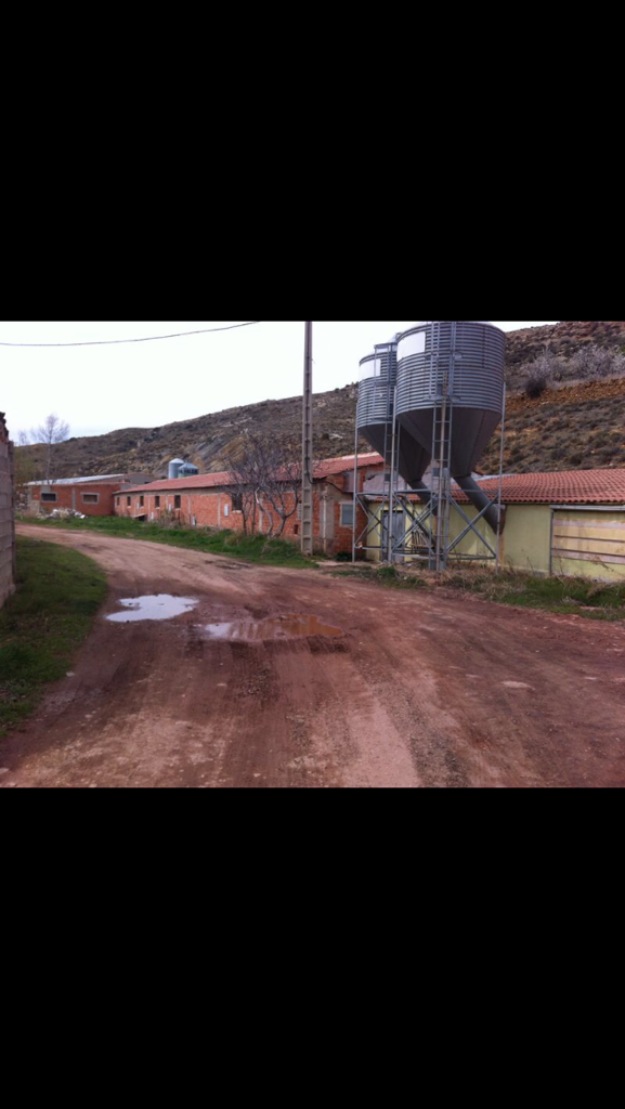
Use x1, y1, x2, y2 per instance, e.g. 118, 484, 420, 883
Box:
0, 321, 261, 348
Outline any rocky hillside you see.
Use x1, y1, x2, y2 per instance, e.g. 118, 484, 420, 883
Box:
13, 321, 625, 483
504, 320, 625, 378
14, 386, 364, 484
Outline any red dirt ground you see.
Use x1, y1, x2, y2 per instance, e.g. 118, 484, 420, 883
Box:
3, 524, 625, 788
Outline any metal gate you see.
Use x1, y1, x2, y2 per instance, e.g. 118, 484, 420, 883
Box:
551, 509, 625, 580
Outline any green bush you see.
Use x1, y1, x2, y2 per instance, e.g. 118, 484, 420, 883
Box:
525, 372, 548, 399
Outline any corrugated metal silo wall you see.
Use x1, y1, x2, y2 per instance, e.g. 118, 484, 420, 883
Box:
395, 321, 505, 477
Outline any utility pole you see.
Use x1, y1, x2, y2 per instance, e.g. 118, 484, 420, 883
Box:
301, 321, 313, 555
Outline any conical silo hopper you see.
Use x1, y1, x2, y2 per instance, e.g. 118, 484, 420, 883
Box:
395, 322, 506, 531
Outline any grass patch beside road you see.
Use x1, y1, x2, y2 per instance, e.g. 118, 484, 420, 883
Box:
0, 537, 107, 736
438, 565, 625, 619
17, 514, 313, 568
331, 562, 625, 621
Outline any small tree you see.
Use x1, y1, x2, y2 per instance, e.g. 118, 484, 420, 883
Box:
31, 413, 70, 481
225, 432, 302, 537
256, 437, 302, 537
224, 435, 264, 535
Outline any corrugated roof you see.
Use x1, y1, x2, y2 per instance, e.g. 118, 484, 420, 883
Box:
28, 473, 151, 487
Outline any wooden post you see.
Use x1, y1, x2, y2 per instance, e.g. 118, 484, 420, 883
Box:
301, 321, 313, 555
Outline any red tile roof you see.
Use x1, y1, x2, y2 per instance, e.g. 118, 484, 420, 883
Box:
313, 452, 381, 477
121, 454, 383, 494
121, 470, 233, 494
475, 469, 625, 505
365, 469, 625, 506
119, 457, 625, 506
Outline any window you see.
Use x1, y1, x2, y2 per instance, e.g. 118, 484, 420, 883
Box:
155, 496, 161, 507
127, 496, 131, 506
231, 493, 243, 512
41, 492, 57, 502
116, 497, 120, 507
139, 495, 144, 507
340, 502, 354, 527
174, 495, 181, 509
82, 493, 99, 503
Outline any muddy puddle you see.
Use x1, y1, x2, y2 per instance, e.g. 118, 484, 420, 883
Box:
106, 595, 199, 622
201, 613, 344, 641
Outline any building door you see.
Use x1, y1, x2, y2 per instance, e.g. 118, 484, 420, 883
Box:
551, 509, 625, 581
381, 509, 405, 561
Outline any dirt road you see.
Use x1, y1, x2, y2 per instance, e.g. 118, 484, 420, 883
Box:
3, 525, 625, 788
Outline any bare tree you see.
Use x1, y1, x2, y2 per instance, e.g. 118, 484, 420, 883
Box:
518, 343, 625, 394
30, 413, 70, 481
254, 436, 302, 537
224, 434, 264, 535
225, 432, 302, 537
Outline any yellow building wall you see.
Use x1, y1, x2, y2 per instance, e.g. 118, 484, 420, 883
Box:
363, 503, 401, 563
447, 504, 497, 559
363, 501, 500, 564
499, 505, 552, 575
368, 503, 383, 562
363, 500, 625, 582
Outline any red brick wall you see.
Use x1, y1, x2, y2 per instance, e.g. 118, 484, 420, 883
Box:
115, 488, 234, 529
114, 482, 367, 557
28, 481, 122, 517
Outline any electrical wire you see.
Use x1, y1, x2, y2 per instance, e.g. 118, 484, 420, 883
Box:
0, 321, 261, 347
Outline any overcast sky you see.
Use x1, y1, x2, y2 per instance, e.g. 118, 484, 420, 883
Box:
0, 321, 558, 441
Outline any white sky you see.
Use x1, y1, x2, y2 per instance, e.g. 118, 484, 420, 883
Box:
0, 321, 558, 440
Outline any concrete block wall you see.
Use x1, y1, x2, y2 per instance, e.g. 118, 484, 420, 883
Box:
0, 413, 15, 608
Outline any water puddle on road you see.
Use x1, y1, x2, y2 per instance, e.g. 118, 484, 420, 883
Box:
201, 613, 344, 642
106, 595, 199, 622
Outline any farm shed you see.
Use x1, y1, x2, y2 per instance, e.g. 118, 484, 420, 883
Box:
26, 472, 153, 517
115, 453, 384, 557
495, 470, 625, 581
0, 413, 15, 608
364, 469, 625, 581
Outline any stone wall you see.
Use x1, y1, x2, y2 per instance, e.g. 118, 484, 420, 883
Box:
0, 413, 16, 608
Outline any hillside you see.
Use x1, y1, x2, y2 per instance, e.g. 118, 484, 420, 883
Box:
13, 321, 625, 483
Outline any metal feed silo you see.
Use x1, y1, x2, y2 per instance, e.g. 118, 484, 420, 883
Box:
168, 458, 185, 480
395, 321, 506, 531
356, 337, 432, 500
356, 339, 396, 464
